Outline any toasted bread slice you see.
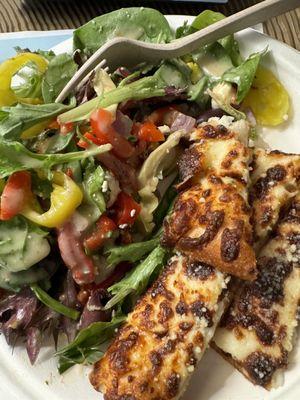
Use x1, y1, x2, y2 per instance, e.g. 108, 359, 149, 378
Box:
213, 195, 300, 389
90, 256, 231, 400
162, 118, 256, 280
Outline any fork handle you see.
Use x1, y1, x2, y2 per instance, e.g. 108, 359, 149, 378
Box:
169, 0, 300, 57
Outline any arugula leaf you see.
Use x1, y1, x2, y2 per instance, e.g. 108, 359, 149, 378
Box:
106, 237, 160, 268
222, 49, 267, 103
73, 7, 173, 56
104, 246, 167, 310
84, 162, 106, 214
0, 102, 74, 141
11, 61, 43, 100
59, 60, 191, 123
30, 283, 80, 320
78, 161, 106, 224
0, 216, 50, 273
42, 54, 78, 103
0, 140, 111, 178
57, 313, 126, 373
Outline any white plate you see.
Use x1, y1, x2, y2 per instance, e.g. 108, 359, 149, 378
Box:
0, 15, 299, 400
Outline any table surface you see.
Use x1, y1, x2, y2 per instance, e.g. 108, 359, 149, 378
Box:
0, 0, 299, 50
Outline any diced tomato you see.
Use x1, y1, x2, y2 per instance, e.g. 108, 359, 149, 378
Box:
137, 121, 165, 142
0, 171, 32, 220
77, 132, 108, 149
113, 192, 141, 227
60, 122, 74, 135
90, 108, 134, 159
84, 215, 117, 251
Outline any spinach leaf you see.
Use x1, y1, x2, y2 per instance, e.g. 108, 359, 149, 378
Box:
73, 7, 173, 56
188, 75, 209, 105
59, 60, 191, 123
222, 49, 267, 103
42, 53, 78, 103
104, 246, 167, 310
30, 283, 80, 320
0, 102, 74, 141
0, 140, 111, 178
0, 261, 56, 291
11, 61, 43, 100
192, 10, 242, 66
57, 313, 126, 373
106, 237, 160, 268
0, 216, 50, 273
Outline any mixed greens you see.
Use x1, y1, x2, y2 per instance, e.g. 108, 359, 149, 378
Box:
0, 7, 290, 372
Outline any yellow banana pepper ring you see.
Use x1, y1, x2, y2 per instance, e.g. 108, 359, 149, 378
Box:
0, 52, 48, 107
22, 171, 83, 228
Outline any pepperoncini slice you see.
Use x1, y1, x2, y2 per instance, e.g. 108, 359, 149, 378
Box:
243, 66, 290, 126
22, 171, 83, 228
0, 52, 48, 107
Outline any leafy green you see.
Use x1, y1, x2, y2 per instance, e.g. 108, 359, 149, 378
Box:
106, 237, 160, 268
30, 283, 80, 320
0, 216, 50, 273
0, 101, 74, 141
104, 246, 167, 310
57, 313, 126, 373
84, 162, 106, 214
0, 140, 111, 178
188, 75, 209, 105
36, 49, 56, 61
11, 61, 43, 99
79, 161, 106, 224
27, 130, 74, 154
0, 261, 56, 291
222, 49, 267, 103
31, 171, 53, 199
59, 60, 191, 123
42, 53, 78, 103
192, 10, 242, 66
153, 180, 178, 228
73, 7, 173, 56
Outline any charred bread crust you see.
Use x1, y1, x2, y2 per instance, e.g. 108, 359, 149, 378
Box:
250, 148, 300, 250
90, 256, 231, 400
163, 176, 256, 280
213, 195, 300, 389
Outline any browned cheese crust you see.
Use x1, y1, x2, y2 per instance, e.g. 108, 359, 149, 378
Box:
90, 256, 231, 400
162, 122, 256, 280
250, 148, 300, 250
213, 195, 300, 389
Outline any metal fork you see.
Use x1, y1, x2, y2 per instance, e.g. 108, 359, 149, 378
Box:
55, 0, 299, 103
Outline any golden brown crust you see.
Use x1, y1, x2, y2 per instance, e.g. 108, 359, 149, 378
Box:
163, 176, 256, 280
162, 122, 256, 280
250, 148, 300, 249
90, 256, 231, 400
213, 195, 300, 389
